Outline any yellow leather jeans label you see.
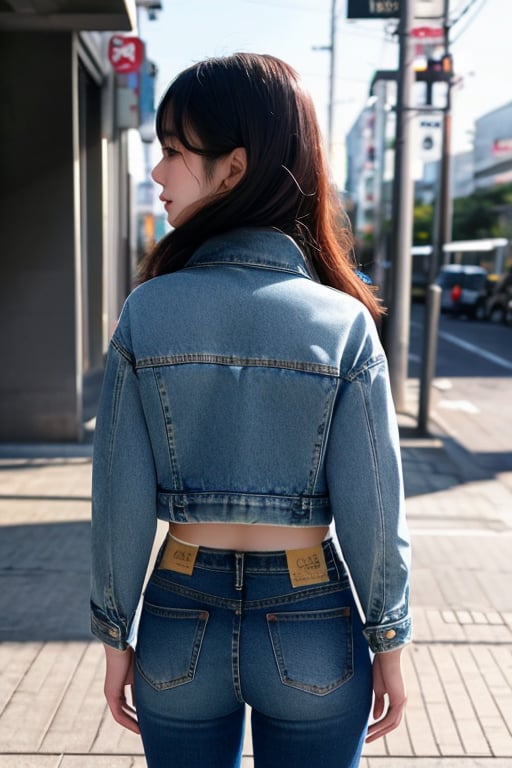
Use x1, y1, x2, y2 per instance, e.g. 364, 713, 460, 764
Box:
285, 545, 329, 588
159, 537, 199, 575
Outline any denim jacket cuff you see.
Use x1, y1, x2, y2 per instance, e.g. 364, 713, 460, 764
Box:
363, 615, 413, 653
90, 602, 129, 651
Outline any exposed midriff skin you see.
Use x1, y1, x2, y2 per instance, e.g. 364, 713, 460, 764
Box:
169, 522, 330, 552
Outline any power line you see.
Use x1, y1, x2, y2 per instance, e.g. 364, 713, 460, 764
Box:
243, 0, 325, 11
450, 0, 489, 42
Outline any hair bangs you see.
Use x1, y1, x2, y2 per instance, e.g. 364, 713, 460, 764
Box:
155, 71, 205, 155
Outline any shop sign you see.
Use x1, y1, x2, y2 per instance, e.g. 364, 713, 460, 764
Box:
493, 138, 512, 156
108, 35, 144, 74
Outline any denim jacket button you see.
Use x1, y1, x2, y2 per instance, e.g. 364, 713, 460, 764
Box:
385, 629, 396, 640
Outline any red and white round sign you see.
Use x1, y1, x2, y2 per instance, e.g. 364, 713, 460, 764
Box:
108, 35, 144, 74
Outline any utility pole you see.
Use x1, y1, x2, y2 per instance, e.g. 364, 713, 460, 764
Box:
313, 0, 337, 164
429, 0, 453, 282
327, 0, 337, 164
386, 0, 416, 412
419, 0, 452, 433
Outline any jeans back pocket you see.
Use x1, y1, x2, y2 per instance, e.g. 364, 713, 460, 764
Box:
136, 602, 209, 691
266, 606, 353, 696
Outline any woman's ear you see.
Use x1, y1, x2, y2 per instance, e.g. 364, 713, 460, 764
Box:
219, 147, 247, 192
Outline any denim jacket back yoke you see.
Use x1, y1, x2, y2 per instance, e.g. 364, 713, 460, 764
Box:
90, 228, 412, 654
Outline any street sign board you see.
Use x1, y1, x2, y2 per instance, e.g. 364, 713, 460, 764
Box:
414, 0, 443, 18
347, 0, 443, 20
347, 0, 399, 19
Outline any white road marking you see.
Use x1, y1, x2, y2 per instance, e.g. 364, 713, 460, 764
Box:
433, 378, 452, 391
438, 329, 512, 371
437, 399, 480, 414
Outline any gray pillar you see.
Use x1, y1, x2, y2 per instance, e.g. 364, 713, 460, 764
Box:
386, 0, 416, 412
0, 32, 80, 441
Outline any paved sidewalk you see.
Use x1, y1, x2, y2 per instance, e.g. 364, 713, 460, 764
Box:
0, 381, 511, 767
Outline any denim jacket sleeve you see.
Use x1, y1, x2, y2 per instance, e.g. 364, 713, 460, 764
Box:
325, 348, 412, 654
90, 319, 158, 650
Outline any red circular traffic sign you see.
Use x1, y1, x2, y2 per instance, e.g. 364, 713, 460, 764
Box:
108, 35, 144, 74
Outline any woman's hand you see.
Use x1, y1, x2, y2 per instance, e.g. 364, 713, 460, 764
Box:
366, 646, 408, 743
103, 644, 140, 735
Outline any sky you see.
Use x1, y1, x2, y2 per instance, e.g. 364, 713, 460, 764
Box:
132, 0, 511, 186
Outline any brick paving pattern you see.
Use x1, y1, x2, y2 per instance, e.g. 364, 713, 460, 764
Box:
0, 391, 511, 767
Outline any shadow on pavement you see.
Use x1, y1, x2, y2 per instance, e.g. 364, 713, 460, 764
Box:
398, 423, 500, 498
0, 521, 92, 642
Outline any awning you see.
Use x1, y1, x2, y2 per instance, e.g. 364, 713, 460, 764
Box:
0, 0, 136, 30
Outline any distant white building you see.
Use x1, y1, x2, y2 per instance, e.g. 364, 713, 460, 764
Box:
474, 101, 512, 189
345, 108, 377, 239
346, 95, 512, 240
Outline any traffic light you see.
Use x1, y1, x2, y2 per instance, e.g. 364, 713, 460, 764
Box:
415, 56, 453, 105
415, 57, 452, 83
441, 54, 453, 74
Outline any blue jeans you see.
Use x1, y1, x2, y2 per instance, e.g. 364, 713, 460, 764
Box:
134, 537, 373, 768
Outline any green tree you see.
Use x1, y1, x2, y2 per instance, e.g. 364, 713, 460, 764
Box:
452, 183, 512, 241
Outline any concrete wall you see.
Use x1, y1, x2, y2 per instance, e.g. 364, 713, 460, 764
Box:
0, 32, 80, 441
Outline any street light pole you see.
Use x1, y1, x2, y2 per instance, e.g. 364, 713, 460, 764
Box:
419, 0, 453, 433
386, 0, 416, 412
327, 0, 337, 163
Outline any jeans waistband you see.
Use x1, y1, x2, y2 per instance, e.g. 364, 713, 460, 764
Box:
158, 534, 341, 575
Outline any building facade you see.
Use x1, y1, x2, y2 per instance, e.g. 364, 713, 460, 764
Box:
0, 1, 138, 442
474, 101, 512, 189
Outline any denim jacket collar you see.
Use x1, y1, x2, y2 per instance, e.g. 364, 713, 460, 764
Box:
185, 227, 318, 281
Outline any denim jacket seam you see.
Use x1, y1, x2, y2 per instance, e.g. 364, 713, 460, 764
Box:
101, 344, 138, 645
363, 615, 413, 651
111, 335, 134, 364
363, 378, 386, 620
105, 352, 128, 479
104, 580, 127, 641
183, 260, 311, 278
134, 354, 339, 377
365, 615, 411, 633
91, 600, 127, 648
309, 377, 340, 494
152, 368, 183, 490
184, 228, 313, 276
158, 490, 330, 504
363, 608, 412, 642
349, 367, 388, 623
341, 353, 386, 384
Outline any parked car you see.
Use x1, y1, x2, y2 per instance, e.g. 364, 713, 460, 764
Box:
435, 264, 489, 319
484, 270, 512, 326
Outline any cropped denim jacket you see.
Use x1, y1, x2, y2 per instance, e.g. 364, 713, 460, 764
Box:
90, 228, 412, 654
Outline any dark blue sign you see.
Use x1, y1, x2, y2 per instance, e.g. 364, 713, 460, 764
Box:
347, 0, 400, 19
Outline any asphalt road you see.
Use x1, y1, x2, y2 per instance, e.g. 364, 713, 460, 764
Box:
408, 302, 512, 488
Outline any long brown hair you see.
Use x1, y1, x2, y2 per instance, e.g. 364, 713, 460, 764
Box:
138, 53, 383, 321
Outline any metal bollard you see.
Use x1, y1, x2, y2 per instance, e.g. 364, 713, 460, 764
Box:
418, 284, 442, 435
